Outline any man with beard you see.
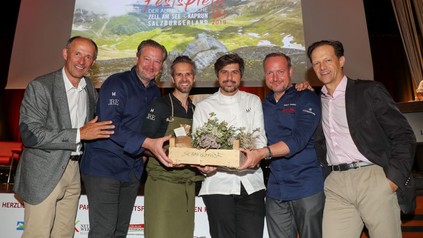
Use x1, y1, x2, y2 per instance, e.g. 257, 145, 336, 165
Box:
141, 55, 205, 238
80, 39, 172, 237
192, 53, 267, 238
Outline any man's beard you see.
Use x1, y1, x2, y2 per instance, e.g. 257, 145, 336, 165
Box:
175, 83, 192, 93
220, 80, 238, 93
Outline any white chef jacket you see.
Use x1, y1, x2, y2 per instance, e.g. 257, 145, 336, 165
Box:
192, 89, 267, 195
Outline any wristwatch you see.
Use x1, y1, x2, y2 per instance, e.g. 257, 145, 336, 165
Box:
265, 146, 272, 160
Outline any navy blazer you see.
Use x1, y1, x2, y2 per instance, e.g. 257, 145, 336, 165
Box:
314, 78, 417, 213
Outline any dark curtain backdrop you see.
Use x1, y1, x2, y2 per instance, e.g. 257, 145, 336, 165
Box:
0, 2, 21, 141
1, 90, 24, 141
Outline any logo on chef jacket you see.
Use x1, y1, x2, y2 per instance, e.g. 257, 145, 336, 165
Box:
107, 92, 119, 106
146, 108, 156, 121
302, 107, 316, 116
282, 108, 295, 113
282, 103, 296, 113
146, 113, 156, 121
108, 99, 119, 106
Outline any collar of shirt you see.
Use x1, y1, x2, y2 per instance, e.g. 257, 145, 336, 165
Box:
62, 67, 87, 92
217, 88, 241, 103
265, 85, 295, 103
321, 75, 347, 99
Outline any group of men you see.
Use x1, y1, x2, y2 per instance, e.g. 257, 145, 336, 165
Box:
14, 35, 416, 238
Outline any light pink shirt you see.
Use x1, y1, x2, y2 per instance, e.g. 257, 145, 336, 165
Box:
321, 76, 371, 165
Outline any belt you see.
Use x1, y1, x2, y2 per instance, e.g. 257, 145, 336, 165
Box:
69, 155, 82, 161
330, 161, 374, 171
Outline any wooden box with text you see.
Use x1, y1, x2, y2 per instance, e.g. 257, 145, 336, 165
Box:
168, 137, 242, 168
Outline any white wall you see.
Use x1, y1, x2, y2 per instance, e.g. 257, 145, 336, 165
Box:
301, 0, 373, 85
7, 0, 75, 89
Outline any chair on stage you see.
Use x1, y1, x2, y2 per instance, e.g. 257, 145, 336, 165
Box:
0, 141, 23, 184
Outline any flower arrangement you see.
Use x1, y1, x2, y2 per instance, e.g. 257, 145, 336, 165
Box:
192, 112, 260, 150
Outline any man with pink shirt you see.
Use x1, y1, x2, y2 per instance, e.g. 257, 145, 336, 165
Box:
307, 40, 416, 238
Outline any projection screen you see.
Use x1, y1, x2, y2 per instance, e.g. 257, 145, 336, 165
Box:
6, 0, 373, 89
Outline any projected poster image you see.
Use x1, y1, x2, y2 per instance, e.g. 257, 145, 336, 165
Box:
72, 0, 306, 88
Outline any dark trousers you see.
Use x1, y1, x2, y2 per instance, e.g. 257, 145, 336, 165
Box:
82, 172, 139, 238
202, 185, 265, 238
266, 191, 325, 238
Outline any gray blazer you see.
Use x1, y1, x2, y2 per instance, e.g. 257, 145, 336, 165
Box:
14, 69, 97, 205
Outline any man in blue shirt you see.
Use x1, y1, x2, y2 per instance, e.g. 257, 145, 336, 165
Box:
241, 52, 324, 238
80, 39, 173, 237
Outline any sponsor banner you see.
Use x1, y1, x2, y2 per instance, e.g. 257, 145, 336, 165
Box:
0, 194, 269, 237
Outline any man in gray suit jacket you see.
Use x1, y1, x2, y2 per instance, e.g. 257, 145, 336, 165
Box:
307, 40, 416, 238
14, 36, 115, 238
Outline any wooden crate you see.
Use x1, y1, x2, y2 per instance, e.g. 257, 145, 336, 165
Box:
168, 137, 242, 168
